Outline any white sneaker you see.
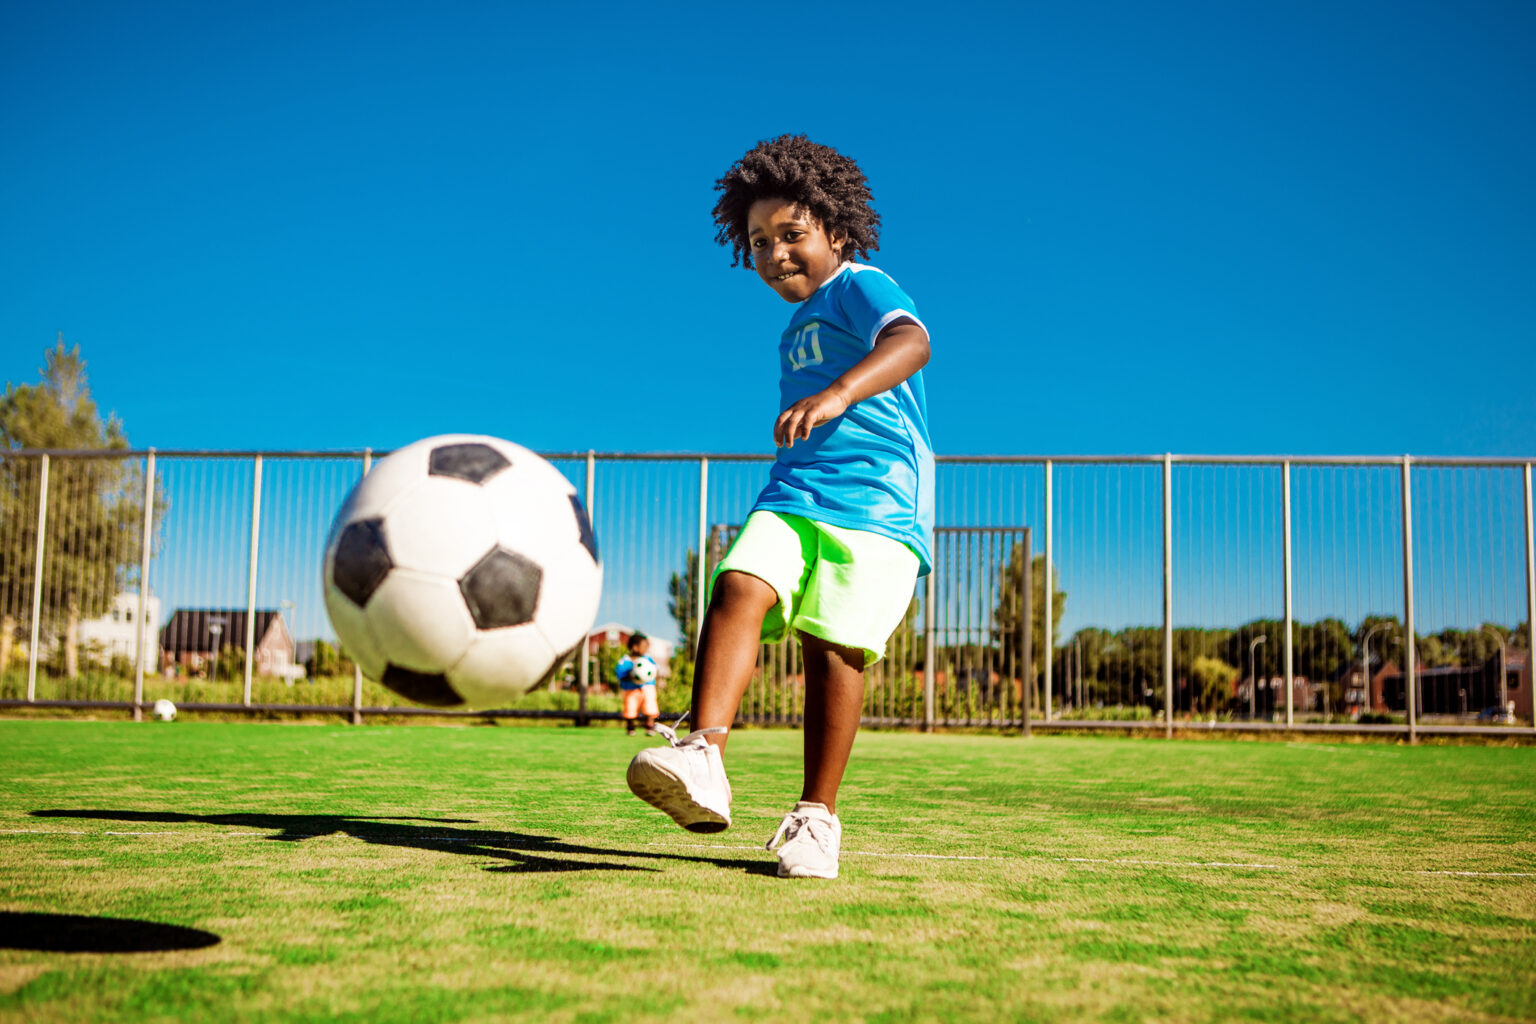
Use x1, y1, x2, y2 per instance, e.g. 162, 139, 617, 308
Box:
766, 801, 841, 879
626, 724, 732, 833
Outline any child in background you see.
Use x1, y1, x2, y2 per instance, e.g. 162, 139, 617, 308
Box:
615, 632, 659, 736
627, 135, 934, 879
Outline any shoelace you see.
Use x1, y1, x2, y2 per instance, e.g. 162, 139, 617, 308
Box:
653, 719, 728, 748
766, 811, 832, 853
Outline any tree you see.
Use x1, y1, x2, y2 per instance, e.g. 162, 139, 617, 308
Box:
1293, 617, 1353, 710
0, 338, 149, 677
1188, 655, 1238, 715
307, 640, 354, 679
992, 540, 1066, 678
668, 547, 701, 658
594, 641, 628, 693
1061, 626, 1115, 706
1220, 620, 1284, 689
1101, 627, 1164, 709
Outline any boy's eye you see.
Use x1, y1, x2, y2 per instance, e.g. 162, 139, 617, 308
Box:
785, 231, 802, 241
751, 238, 765, 248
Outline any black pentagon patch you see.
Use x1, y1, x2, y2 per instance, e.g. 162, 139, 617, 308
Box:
429, 443, 510, 484
570, 496, 599, 564
458, 547, 542, 629
333, 518, 392, 607
381, 665, 464, 707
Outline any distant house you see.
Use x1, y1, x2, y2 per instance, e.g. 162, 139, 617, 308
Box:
1335, 658, 1400, 714
1377, 647, 1531, 719
1505, 649, 1534, 721
1231, 673, 1311, 716
584, 622, 674, 681
75, 591, 161, 669
160, 609, 296, 679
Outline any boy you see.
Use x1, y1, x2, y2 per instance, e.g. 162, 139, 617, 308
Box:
626, 135, 934, 880
615, 632, 659, 736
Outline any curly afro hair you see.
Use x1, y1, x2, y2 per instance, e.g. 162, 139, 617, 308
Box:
712, 135, 881, 269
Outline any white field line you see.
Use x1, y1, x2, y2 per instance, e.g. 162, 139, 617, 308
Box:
3, 829, 1533, 879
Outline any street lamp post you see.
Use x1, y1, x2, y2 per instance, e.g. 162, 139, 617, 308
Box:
1249, 634, 1267, 720
1483, 625, 1508, 715
1360, 624, 1386, 717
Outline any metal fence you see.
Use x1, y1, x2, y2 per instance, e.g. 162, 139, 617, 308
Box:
1, 449, 1533, 740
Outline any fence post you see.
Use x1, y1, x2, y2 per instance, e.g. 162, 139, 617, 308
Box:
1162, 454, 1173, 738
1524, 463, 1534, 724
924, 566, 935, 732
1282, 460, 1294, 728
352, 449, 371, 724
696, 457, 708, 655
1021, 526, 1032, 737
1401, 456, 1417, 743
243, 455, 263, 706
26, 454, 49, 703
133, 450, 156, 722
1043, 460, 1053, 722
577, 450, 594, 726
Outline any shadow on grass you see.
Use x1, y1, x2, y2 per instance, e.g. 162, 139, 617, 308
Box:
0, 910, 221, 953
30, 809, 777, 876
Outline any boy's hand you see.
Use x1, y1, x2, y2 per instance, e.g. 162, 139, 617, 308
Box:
775, 386, 850, 448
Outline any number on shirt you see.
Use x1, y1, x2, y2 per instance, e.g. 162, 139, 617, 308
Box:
788, 323, 824, 371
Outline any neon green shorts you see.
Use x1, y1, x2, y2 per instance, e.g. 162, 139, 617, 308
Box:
711, 511, 921, 667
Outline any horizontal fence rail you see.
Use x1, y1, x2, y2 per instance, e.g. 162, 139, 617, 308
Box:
0, 449, 1532, 740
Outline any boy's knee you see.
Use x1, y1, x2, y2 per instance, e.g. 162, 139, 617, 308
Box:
798, 631, 865, 670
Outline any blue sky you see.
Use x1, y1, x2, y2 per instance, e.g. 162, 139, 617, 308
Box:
4, 0, 1532, 459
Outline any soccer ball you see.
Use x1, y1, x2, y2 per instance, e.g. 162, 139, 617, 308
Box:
630, 658, 656, 684
153, 699, 177, 722
321, 434, 602, 708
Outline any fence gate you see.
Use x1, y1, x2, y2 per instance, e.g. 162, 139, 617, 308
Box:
710, 524, 1035, 729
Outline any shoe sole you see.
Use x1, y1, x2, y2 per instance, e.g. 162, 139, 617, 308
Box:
777, 863, 838, 879
626, 757, 730, 834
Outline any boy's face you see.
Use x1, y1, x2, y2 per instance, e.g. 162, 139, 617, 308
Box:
631, 639, 649, 657
746, 198, 847, 303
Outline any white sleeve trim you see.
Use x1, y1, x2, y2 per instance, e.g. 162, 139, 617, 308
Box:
869, 309, 928, 348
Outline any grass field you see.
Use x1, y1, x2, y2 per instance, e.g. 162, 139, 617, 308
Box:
1, 720, 1533, 1023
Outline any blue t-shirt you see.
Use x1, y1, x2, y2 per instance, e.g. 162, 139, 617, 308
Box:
752, 263, 935, 575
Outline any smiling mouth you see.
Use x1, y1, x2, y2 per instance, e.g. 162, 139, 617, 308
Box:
773, 271, 799, 282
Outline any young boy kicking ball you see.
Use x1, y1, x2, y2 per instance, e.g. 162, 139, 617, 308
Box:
627, 134, 934, 879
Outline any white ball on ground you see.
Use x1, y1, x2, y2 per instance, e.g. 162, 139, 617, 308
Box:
153, 699, 177, 722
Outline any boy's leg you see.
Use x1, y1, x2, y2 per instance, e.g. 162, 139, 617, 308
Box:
621, 688, 640, 734
625, 571, 776, 832
797, 632, 866, 812
641, 684, 660, 734
763, 632, 863, 879
689, 571, 778, 750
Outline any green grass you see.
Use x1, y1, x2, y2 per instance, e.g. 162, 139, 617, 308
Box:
0, 721, 1533, 1023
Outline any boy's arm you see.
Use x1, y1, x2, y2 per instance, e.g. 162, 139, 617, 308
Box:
774, 318, 929, 448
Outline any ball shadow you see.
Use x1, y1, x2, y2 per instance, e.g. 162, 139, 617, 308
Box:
0, 911, 221, 953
